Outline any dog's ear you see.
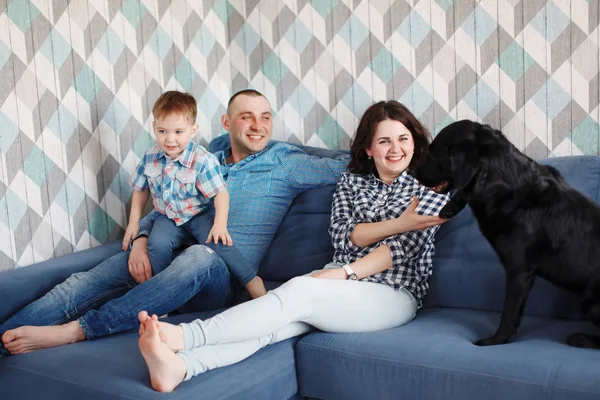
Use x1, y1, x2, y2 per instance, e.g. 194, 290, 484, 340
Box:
449, 143, 478, 190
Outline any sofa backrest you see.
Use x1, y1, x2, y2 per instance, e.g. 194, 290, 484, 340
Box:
259, 184, 338, 280
424, 156, 600, 320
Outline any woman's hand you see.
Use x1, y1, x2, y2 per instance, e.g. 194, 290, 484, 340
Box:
395, 197, 448, 232
312, 268, 347, 280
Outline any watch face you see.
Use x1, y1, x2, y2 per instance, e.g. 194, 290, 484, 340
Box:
349, 274, 358, 281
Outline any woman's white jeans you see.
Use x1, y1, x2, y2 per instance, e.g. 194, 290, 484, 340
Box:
177, 272, 417, 380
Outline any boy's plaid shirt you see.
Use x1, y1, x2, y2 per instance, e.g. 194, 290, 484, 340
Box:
129, 142, 226, 225
329, 171, 449, 306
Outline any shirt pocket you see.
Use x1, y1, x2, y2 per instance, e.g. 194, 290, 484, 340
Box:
143, 166, 163, 193
174, 170, 199, 198
242, 169, 272, 196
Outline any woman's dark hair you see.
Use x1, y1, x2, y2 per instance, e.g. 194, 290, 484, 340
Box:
347, 101, 432, 176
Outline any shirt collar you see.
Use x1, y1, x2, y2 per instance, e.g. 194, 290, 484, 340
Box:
217, 147, 232, 166
368, 170, 413, 187
216, 144, 269, 167
156, 142, 196, 168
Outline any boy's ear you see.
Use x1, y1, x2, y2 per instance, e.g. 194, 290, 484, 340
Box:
191, 124, 198, 137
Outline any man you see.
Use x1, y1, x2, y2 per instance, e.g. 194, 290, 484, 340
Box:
0, 89, 348, 356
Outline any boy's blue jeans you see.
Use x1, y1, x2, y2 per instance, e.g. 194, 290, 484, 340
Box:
147, 207, 256, 287
0, 245, 234, 357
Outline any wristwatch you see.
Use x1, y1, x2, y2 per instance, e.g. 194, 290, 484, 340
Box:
341, 264, 358, 280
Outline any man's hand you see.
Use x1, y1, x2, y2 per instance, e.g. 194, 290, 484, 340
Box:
206, 223, 233, 246
312, 268, 347, 280
122, 222, 140, 251
396, 197, 448, 232
128, 237, 152, 284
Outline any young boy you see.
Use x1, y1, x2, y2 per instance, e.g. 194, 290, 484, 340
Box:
123, 91, 266, 299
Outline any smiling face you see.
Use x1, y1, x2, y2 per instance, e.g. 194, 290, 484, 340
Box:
153, 113, 198, 160
222, 94, 273, 163
365, 119, 415, 184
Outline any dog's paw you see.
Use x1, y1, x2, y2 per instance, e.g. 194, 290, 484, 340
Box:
566, 333, 600, 349
439, 206, 458, 219
474, 336, 507, 347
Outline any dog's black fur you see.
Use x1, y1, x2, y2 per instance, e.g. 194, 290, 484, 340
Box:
412, 120, 600, 348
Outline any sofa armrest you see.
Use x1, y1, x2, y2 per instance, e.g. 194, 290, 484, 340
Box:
0, 241, 122, 323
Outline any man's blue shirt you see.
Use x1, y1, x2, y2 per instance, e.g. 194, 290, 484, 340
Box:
139, 141, 348, 269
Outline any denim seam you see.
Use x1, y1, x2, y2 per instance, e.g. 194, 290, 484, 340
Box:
68, 286, 133, 320
77, 286, 139, 340
238, 269, 256, 286
77, 316, 93, 339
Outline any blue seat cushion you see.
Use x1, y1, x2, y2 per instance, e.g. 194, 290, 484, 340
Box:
0, 310, 301, 400
296, 308, 600, 400
427, 156, 600, 319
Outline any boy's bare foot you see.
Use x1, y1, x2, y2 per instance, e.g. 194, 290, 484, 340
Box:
246, 276, 267, 299
138, 315, 187, 392
138, 311, 185, 352
1, 321, 86, 354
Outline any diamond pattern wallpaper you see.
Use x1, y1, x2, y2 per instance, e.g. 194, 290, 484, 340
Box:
0, 0, 598, 270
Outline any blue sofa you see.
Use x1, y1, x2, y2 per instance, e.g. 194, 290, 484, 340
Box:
1, 141, 600, 399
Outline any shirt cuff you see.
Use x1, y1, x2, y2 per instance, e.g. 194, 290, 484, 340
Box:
128, 232, 148, 251
380, 236, 406, 261
344, 220, 362, 253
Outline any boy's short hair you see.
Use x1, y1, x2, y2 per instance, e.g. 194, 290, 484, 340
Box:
152, 91, 197, 122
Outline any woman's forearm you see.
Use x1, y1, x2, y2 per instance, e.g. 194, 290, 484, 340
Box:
349, 219, 404, 248
348, 244, 393, 279
349, 197, 446, 248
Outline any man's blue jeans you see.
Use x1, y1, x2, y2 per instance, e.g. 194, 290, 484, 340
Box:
0, 245, 234, 357
147, 208, 256, 287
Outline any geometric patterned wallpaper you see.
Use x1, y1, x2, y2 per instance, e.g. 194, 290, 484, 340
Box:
0, 0, 598, 270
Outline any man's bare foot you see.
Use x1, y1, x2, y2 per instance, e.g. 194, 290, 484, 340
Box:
138, 311, 185, 352
1, 321, 86, 355
138, 316, 187, 392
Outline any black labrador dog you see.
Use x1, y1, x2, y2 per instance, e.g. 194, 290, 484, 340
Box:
412, 119, 600, 348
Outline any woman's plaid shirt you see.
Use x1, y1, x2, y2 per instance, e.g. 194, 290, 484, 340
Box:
329, 171, 449, 306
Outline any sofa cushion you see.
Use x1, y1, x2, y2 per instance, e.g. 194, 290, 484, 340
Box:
426, 156, 600, 319
0, 310, 302, 400
296, 307, 600, 400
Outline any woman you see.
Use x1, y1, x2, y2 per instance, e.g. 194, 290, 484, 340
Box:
137, 101, 450, 392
